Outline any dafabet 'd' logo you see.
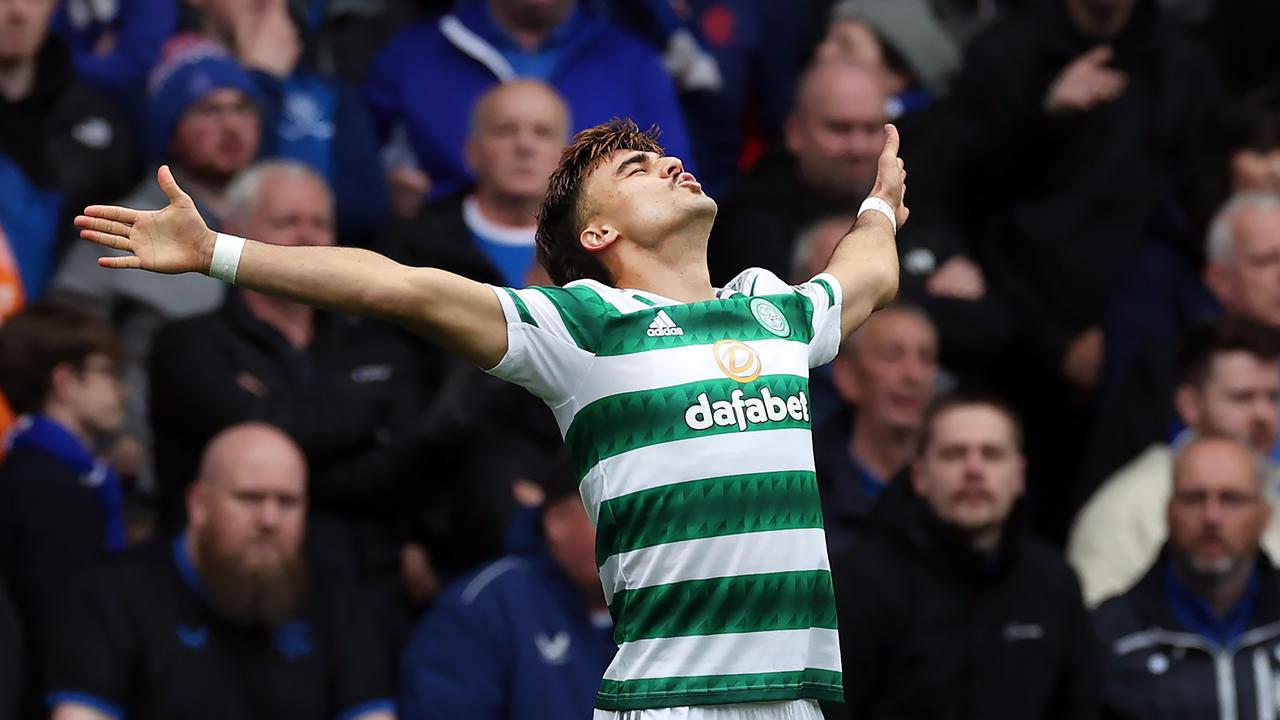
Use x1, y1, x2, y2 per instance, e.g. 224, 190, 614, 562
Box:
684, 339, 810, 431
714, 339, 761, 383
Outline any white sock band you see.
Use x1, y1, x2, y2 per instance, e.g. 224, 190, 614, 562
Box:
209, 233, 246, 284
858, 196, 897, 236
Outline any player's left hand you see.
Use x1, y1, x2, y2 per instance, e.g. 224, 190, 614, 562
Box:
870, 124, 909, 229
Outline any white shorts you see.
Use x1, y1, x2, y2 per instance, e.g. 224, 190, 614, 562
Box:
593, 699, 825, 720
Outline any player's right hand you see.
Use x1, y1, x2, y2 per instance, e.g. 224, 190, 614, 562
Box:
870, 123, 909, 229
75, 165, 217, 275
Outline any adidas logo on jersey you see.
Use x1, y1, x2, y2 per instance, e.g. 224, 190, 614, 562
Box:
647, 310, 684, 337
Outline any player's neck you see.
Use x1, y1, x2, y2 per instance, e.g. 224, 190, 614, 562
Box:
470, 189, 538, 229
613, 260, 714, 304
849, 416, 915, 483
0, 57, 36, 102
241, 289, 315, 349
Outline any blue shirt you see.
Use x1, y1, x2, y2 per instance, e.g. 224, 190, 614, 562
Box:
1164, 559, 1260, 648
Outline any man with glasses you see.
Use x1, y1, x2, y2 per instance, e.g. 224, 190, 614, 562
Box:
51, 38, 263, 490
1094, 434, 1280, 720
0, 301, 129, 715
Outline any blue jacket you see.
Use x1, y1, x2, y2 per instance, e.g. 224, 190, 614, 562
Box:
52, 0, 177, 96
364, 0, 692, 201
253, 70, 389, 241
399, 542, 616, 719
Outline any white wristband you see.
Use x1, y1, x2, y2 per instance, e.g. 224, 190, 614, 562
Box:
858, 197, 897, 236
209, 233, 246, 284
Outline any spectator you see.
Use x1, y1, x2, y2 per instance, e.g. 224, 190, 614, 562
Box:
933, 0, 1219, 540
1086, 191, 1280, 493
1071, 317, 1280, 607
816, 0, 962, 119
381, 80, 569, 577
45, 423, 396, 720
814, 303, 938, 555
50, 39, 264, 489
284, 0, 426, 85
399, 454, 615, 720
0, 302, 127, 716
0, 581, 17, 720
0, 0, 137, 304
51, 0, 178, 97
147, 160, 436, 641
1094, 435, 1280, 720
182, 0, 388, 241
830, 390, 1099, 719
1097, 82, 1280, 407
612, 0, 814, 199
385, 80, 569, 287
363, 0, 692, 209
707, 60, 884, 284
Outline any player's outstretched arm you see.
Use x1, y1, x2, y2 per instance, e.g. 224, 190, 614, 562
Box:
822, 124, 908, 339
76, 166, 507, 368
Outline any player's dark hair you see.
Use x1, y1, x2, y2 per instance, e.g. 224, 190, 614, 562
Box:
916, 387, 1023, 457
0, 301, 125, 414
1177, 315, 1280, 389
536, 118, 664, 286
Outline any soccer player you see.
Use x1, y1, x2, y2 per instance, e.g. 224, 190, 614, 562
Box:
75, 117, 907, 720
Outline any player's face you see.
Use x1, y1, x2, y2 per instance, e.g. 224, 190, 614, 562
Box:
1168, 440, 1270, 580
842, 310, 938, 430
245, 174, 335, 249
1218, 206, 1280, 326
0, 0, 57, 64
1181, 351, 1280, 454
467, 84, 567, 203
64, 352, 127, 436
912, 406, 1024, 536
580, 149, 717, 251
170, 88, 261, 182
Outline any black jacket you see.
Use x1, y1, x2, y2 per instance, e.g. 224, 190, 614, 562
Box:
0, 446, 107, 718
382, 191, 505, 286
830, 480, 1101, 720
0, 36, 137, 241
707, 151, 1012, 376
1094, 552, 1280, 720
148, 293, 438, 580
936, 0, 1219, 370
0, 581, 18, 720
381, 193, 563, 577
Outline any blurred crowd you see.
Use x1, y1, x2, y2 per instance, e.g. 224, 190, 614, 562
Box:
1, 0, 1280, 718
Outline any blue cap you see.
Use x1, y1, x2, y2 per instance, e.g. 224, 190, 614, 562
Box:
146, 36, 263, 161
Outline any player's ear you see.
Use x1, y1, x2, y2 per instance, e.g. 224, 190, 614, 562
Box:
581, 224, 619, 254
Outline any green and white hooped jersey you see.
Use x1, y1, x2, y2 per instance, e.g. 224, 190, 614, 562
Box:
486, 268, 844, 711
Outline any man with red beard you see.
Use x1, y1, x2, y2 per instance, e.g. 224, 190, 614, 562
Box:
44, 423, 396, 720
829, 390, 1100, 720
1094, 435, 1280, 720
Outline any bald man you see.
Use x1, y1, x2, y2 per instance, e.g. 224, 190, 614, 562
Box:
1095, 435, 1280, 720
386, 80, 571, 288
708, 61, 887, 285
46, 423, 396, 720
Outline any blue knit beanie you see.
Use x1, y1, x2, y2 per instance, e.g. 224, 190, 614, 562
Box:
146, 37, 263, 161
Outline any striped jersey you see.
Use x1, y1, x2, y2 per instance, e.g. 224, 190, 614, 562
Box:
485, 268, 844, 711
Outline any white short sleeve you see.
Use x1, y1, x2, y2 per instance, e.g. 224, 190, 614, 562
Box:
484, 285, 597, 406
795, 272, 844, 368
